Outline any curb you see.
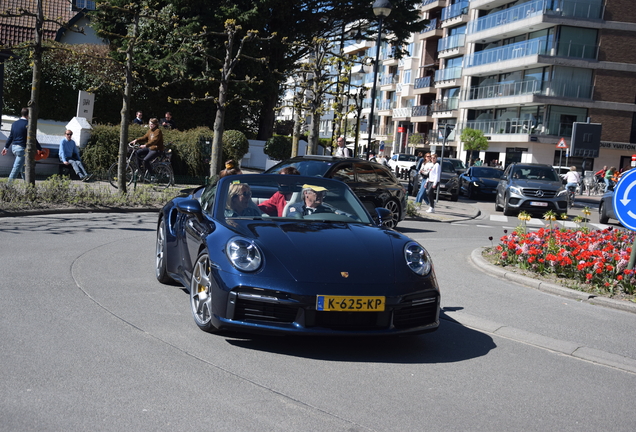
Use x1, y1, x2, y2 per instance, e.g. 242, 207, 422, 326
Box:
470, 247, 636, 314
0, 207, 160, 218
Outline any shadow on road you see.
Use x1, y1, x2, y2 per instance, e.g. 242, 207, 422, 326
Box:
225, 309, 496, 364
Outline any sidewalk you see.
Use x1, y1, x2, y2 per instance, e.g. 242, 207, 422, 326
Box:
409, 196, 480, 222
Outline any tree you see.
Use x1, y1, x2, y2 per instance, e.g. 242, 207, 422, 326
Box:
460, 128, 489, 163
0, 0, 87, 186
91, 0, 190, 192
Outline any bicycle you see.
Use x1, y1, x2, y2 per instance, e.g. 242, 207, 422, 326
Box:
566, 183, 577, 208
108, 143, 174, 189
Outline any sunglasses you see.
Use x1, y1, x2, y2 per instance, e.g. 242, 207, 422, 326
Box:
66, 133, 73, 136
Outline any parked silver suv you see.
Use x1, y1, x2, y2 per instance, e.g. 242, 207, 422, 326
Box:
495, 163, 568, 216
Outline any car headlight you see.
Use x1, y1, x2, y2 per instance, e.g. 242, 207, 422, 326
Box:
226, 237, 262, 272
557, 188, 568, 197
472, 181, 483, 187
509, 186, 522, 196
404, 241, 433, 276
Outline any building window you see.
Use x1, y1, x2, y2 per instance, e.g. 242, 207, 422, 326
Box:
74, 1, 96, 11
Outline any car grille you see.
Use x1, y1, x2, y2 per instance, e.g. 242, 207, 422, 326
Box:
521, 188, 557, 198
393, 297, 438, 329
314, 311, 384, 330
234, 298, 298, 323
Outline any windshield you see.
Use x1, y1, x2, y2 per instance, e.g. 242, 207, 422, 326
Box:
473, 167, 502, 178
512, 167, 560, 182
266, 159, 332, 177
208, 174, 373, 224
398, 154, 417, 162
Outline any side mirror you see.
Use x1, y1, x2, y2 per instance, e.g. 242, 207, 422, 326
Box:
375, 207, 393, 227
176, 199, 204, 222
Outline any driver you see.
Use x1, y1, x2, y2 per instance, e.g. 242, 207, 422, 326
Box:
288, 184, 351, 217
225, 183, 264, 217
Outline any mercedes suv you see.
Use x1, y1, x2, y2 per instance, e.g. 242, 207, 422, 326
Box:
495, 163, 568, 216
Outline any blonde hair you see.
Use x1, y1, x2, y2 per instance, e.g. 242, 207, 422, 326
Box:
226, 183, 251, 209
149, 118, 159, 125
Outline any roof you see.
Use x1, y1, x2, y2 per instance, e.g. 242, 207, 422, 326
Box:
0, 0, 87, 46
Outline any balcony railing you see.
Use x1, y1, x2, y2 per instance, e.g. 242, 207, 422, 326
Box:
434, 67, 462, 82
463, 78, 594, 101
393, 107, 413, 118
415, 76, 433, 89
381, 74, 399, 85
462, 118, 535, 135
438, 34, 466, 51
441, 0, 469, 21
466, 37, 549, 68
421, 18, 439, 33
431, 98, 459, 112
467, 0, 603, 35
380, 100, 397, 110
460, 119, 579, 137
421, 0, 439, 6
412, 105, 431, 117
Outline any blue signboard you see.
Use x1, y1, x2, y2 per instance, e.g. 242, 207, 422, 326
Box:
612, 168, 636, 231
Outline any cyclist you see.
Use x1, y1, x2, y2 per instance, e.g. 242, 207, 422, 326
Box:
561, 166, 580, 204
130, 118, 164, 178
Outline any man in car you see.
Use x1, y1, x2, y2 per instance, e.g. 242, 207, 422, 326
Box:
288, 184, 352, 217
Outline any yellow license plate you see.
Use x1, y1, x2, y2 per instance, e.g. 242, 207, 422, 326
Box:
316, 295, 385, 312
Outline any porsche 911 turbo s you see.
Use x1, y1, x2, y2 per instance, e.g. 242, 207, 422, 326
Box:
155, 174, 440, 336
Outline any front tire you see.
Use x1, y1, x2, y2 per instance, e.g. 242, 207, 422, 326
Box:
108, 162, 134, 189
599, 201, 609, 224
190, 252, 219, 333
494, 195, 503, 212
383, 199, 401, 229
156, 219, 174, 284
503, 196, 515, 216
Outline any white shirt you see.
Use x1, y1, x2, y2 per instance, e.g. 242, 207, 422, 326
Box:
335, 146, 350, 157
562, 171, 580, 184
427, 162, 441, 187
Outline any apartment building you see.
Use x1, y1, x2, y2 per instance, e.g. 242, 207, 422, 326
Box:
379, 0, 636, 172
294, 0, 636, 172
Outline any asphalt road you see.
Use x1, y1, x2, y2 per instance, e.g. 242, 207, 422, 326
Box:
1, 212, 636, 431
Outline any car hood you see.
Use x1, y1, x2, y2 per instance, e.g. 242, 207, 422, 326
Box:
225, 220, 406, 285
511, 179, 562, 189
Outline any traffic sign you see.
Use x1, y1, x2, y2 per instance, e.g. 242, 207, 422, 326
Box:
556, 138, 568, 149
612, 168, 636, 231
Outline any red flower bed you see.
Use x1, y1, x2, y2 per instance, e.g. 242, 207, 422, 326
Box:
492, 227, 635, 297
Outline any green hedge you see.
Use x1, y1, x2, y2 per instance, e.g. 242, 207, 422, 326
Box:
81, 125, 214, 180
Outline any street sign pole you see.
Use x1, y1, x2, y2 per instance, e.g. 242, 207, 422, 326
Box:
558, 149, 563, 169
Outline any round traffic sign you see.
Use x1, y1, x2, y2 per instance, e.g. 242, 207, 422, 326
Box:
612, 168, 636, 231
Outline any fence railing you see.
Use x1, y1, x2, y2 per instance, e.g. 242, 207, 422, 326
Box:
438, 34, 466, 52
415, 76, 433, 89
434, 67, 462, 82
431, 98, 459, 112
441, 1, 469, 21
463, 78, 594, 100
467, 0, 603, 35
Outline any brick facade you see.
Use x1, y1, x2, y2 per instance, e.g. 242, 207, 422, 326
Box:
598, 30, 636, 64
593, 70, 636, 104
603, 0, 636, 24
589, 109, 633, 143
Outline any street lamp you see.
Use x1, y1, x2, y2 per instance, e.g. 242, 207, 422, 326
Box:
435, 123, 454, 203
367, 0, 392, 158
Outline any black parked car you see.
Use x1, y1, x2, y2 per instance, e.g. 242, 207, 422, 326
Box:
264, 156, 407, 228
408, 159, 459, 201
459, 166, 504, 199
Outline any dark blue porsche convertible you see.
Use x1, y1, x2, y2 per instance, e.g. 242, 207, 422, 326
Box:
155, 174, 440, 336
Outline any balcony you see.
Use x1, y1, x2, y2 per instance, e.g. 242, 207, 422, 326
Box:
415, 76, 433, 89
431, 98, 459, 112
438, 34, 466, 52
379, 100, 396, 111
412, 105, 432, 119
464, 37, 599, 73
392, 107, 413, 119
462, 78, 594, 103
467, 0, 603, 42
420, 18, 443, 37
434, 67, 462, 83
441, 1, 469, 22
421, 0, 447, 13
460, 118, 579, 138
